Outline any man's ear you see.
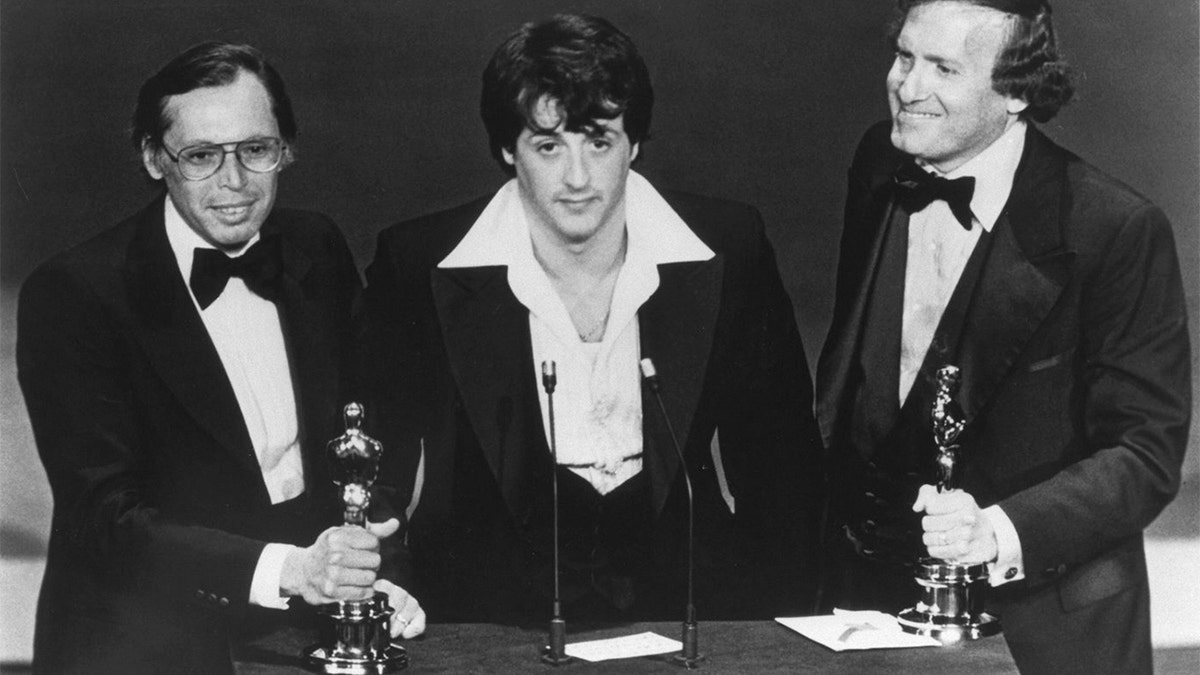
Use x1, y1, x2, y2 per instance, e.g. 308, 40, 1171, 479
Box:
1006, 97, 1029, 116
630, 142, 640, 162
141, 138, 165, 180
277, 144, 296, 172
501, 146, 515, 167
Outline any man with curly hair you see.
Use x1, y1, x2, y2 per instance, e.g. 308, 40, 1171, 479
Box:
816, 1, 1190, 672
362, 13, 824, 623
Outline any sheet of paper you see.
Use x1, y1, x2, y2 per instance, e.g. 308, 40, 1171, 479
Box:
775, 609, 942, 652
564, 631, 682, 662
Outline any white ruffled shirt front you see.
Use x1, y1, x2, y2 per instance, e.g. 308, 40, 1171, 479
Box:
439, 170, 713, 494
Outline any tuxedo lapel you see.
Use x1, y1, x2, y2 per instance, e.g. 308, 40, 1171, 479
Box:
816, 173, 902, 448
432, 265, 539, 517
270, 221, 340, 491
122, 196, 261, 480
956, 127, 1074, 420
638, 256, 723, 516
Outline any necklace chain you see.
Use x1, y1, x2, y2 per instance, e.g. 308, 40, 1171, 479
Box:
577, 306, 612, 342
536, 236, 627, 344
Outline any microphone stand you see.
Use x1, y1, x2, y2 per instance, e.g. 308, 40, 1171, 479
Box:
540, 361, 572, 666
640, 359, 704, 668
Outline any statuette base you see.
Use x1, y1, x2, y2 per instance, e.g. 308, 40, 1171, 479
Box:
304, 643, 408, 674
897, 558, 1001, 643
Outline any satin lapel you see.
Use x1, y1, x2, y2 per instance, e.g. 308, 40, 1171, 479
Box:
639, 256, 724, 516
815, 179, 901, 448
122, 196, 261, 479
432, 265, 537, 517
957, 128, 1074, 421
270, 223, 339, 491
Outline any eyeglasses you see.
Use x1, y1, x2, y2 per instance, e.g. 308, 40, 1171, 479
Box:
160, 137, 287, 181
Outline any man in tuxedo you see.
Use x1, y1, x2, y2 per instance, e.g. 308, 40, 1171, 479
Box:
17, 42, 423, 674
363, 14, 824, 624
816, 1, 1190, 673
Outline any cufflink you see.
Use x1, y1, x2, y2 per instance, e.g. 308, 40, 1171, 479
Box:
1004, 567, 1017, 580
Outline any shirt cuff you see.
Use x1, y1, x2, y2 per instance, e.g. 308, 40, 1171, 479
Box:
250, 543, 300, 609
984, 504, 1024, 586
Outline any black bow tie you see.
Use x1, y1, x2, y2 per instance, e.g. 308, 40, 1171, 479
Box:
894, 161, 976, 230
190, 237, 282, 309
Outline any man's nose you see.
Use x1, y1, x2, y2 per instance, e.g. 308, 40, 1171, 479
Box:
215, 150, 248, 189
895, 65, 927, 103
562, 148, 589, 190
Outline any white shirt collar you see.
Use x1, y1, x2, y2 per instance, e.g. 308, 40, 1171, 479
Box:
919, 119, 1026, 233
163, 194, 260, 284
438, 169, 714, 269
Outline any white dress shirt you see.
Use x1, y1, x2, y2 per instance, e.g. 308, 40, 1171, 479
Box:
439, 170, 714, 494
164, 197, 303, 608
897, 121, 1028, 586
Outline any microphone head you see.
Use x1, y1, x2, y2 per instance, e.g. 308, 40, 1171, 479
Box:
541, 360, 557, 392
639, 358, 657, 380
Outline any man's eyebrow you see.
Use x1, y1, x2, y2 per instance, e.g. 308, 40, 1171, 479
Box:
924, 53, 962, 69
525, 128, 562, 140
584, 123, 618, 138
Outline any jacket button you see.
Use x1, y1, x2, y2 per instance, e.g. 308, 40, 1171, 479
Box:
207, 593, 219, 605
1043, 564, 1068, 578
218, 597, 230, 608
194, 589, 206, 600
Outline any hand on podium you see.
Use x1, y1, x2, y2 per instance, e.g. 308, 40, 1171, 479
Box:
375, 578, 426, 639
912, 485, 998, 565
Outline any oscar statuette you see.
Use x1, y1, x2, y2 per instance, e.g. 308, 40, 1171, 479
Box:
897, 366, 1001, 642
305, 403, 409, 673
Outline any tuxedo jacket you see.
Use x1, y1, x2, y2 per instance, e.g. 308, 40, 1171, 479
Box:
362, 190, 824, 623
817, 122, 1190, 671
17, 195, 372, 674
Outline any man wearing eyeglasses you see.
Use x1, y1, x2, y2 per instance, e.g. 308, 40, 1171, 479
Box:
17, 42, 423, 674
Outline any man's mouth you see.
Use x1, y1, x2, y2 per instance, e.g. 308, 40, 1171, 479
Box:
558, 196, 597, 208
211, 202, 253, 219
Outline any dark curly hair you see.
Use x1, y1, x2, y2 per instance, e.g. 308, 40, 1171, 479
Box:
892, 0, 1075, 122
480, 13, 654, 175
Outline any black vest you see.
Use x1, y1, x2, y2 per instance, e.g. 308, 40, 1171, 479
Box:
838, 204, 995, 565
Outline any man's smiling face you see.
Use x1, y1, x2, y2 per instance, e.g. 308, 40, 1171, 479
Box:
887, 1, 1027, 172
143, 70, 283, 251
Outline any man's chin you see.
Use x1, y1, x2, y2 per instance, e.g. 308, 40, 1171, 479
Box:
890, 128, 927, 157
207, 223, 266, 251
547, 213, 602, 243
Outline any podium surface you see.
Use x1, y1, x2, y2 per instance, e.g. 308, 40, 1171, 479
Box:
234, 621, 1017, 674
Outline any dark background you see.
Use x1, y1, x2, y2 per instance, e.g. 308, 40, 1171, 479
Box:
3, 1, 1198, 354
0, 1, 1197, 657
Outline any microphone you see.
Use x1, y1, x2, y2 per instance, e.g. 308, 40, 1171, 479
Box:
639, 358, 704, 667
540, 361, 571, 665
